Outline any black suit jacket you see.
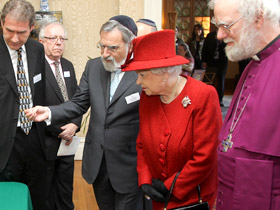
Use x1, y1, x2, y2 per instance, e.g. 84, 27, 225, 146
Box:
202, 31, 228, 66
49, 57, 142, 193
44, 57, 82, 160
0, 35, 46, 172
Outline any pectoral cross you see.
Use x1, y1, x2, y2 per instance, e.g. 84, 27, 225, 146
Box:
222, 133, 233, 152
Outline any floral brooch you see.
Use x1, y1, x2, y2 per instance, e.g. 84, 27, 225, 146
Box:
182, 96, 191, 108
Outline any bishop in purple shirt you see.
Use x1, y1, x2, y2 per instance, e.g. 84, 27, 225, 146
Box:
209, 0, 280, 209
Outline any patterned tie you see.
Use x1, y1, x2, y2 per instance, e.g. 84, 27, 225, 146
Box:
110, 69, 121, 101
17, 47, 32, 135
54, 61, 69, 102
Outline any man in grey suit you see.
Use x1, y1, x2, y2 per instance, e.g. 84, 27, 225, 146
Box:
26, 15, 143, 210
39, 22, 82, 210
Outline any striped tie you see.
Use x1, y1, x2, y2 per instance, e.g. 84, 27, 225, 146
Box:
54, 61, 69, 102
17, 47, 33, 135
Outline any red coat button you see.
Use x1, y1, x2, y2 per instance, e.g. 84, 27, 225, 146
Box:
161, 173, 167, 178
159, 144, 165, 152
159, 158, 165, 165
163, 129, 169, 136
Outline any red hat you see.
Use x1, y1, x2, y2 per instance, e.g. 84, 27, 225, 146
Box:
122, 30, 189, 71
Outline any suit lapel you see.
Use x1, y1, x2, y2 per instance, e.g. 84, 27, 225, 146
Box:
0, 36, 18, 96
99, 63, 111, 108
45, 60, 65, 102
25, 40, 37, 96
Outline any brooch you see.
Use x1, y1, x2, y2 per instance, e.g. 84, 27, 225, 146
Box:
182, 96, 191, 108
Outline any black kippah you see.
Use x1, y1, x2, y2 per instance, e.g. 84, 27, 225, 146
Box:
110, 15, 138, 36
136, 18, 157, 28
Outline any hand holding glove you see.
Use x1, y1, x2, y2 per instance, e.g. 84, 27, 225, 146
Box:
141, 184, 167, 202
152, 179, 169, 196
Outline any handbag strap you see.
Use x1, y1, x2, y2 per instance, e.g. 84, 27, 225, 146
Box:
163, 171, 203, 210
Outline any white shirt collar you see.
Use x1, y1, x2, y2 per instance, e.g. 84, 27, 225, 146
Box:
4, 40, 26, 55
45, 55, 60, 65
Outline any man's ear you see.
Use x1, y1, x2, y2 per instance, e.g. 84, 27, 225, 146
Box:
30, 24, 34, 31
255, 10, 264, 29
128, 42, 133, 53
123, 42, 133, 66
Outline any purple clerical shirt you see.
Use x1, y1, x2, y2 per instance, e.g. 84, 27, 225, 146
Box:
216, 35, 280, 210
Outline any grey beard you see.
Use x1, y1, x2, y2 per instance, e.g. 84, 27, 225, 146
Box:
101, 56, 122, 72
224, 25, 262, 62
101, 45, 129, 72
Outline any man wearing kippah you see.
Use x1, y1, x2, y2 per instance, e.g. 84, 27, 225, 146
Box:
136, 18, 157, 37
25, 15, 143, 210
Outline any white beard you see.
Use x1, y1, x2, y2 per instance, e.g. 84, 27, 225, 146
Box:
101, 46, 128, 72
224, 25, 262, 62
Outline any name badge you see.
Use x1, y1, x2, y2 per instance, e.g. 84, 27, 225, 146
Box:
64, 71, 70, 78
125, 92, 140, 104
33, 73, 41, 84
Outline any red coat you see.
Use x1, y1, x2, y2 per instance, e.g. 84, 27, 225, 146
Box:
137, 76, 222, 210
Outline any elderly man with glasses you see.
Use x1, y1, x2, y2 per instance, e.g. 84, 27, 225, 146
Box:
209, 0, 280, 210
26, 15, 143, 210
39, 21, 82, 210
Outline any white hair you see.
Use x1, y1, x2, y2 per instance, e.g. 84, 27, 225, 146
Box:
209, 0, 280, 27
39, 21, 67, 40
150, 65, 182, 75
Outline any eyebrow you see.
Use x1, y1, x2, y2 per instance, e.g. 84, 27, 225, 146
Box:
214, 17, 229, 25
5, 26, 27, 33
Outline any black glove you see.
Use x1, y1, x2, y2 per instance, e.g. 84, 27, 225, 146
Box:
152, 179, 169, 196
141, 184, 167, 202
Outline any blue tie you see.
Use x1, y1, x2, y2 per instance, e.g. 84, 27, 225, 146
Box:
110, 69, 121, 101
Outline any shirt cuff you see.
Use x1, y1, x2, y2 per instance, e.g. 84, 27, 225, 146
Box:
44, 107, 52, 126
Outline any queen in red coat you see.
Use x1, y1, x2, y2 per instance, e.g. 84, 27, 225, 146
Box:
122, 30, 222, 210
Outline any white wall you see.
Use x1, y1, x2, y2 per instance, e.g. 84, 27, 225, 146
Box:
143, 0, 162, 30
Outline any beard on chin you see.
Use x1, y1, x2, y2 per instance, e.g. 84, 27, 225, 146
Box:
224, 25, 261, 62
101, 56, 121, 72
101, 48, 128, 72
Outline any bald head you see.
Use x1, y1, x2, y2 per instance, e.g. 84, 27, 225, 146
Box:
136, 19, 157, 37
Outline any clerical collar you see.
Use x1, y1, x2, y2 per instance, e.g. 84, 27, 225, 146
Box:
251, 55, 260, 61
251, 34, 280, 61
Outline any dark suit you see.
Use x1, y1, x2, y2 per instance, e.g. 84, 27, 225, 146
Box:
188, 39, 205, 69
202, 31, 228, 103
44, 57, 81, 210
0, 35, 47, 210
48, 57, 142, 209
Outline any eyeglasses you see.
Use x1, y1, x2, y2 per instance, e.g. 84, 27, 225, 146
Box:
96, 42, 125, 53
211, 16, 243, 34
44, 36, 68, 43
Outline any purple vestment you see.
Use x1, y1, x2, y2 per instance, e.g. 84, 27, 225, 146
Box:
217, 35, 280, 210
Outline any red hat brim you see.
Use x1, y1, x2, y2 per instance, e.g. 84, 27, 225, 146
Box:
122, 55, 189, 72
